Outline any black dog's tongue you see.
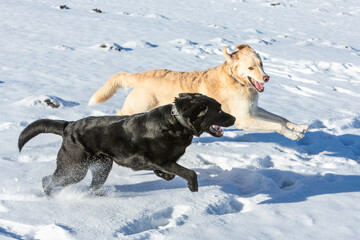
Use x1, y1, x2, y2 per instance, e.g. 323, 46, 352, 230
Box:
209, 125, 224, 137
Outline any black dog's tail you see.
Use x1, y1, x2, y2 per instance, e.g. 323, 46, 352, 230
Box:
18, 119, 69, 152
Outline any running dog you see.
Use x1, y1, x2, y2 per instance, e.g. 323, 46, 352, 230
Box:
89, 44, 308, 140
18, 93, 235, 196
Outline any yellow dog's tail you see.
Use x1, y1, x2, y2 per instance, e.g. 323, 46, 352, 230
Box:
88, 72, 135, 105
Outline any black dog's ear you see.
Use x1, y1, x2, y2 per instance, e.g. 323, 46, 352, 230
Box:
178, 93, 204, 99
182, 103, 208, 120
178, 93, 192, 99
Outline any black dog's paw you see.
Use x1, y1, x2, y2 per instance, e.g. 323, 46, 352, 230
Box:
154, 170, 175, 181
188, 180, 198, 192
42, 176, 53, 196
188, 171, 198, 192
89, 188, 105, 196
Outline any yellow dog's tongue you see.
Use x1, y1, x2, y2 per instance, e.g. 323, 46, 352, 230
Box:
255, 81, 264, 92
253, 80, 264, 92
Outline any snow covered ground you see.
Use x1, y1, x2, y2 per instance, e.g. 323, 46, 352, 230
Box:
1, 0, 360, 239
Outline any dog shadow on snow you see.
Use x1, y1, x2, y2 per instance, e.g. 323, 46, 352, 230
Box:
113, 129, 360, 204
199, 129, 360, 161
113, 168, 360, 204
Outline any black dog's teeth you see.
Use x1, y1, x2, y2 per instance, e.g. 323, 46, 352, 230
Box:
210, 125, 223, 136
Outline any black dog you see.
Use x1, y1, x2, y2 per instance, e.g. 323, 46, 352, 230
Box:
18, 93, 235, 195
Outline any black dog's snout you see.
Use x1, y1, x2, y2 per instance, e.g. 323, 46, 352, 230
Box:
221, 112, 236, 127
229, 116, 236, 126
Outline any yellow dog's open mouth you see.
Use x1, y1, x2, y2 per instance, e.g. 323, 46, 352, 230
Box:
248, 77, 264, 92
209, 125, 224, 137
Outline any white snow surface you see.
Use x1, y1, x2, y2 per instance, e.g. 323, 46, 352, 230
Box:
1, 0, 360, 239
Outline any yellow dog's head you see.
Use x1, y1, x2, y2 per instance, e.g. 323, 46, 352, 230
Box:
223, 45, 269, 92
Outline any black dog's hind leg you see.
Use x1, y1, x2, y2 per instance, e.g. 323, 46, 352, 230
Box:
43, 163, 89, 196
159, 163, 198, 192
43, 149, 89, 196
89, 158, 113, 195
154, 170, 175, 181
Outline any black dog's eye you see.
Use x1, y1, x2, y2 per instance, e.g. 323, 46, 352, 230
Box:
219, 110, 222, 114
248, 67, 254, 70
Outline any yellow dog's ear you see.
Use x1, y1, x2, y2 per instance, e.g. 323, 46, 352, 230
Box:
234, 44, 253, 52
235, 44, 250, 50
222, 46, 233, 63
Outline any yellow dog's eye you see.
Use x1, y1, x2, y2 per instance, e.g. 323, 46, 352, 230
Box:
248, 67, 254, 70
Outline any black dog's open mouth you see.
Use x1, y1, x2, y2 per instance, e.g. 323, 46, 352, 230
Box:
209, 125, 224, 137
248, 77, 264, 92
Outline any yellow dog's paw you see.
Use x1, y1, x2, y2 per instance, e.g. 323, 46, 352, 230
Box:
283, 129, 305, 140
286, 122, 309, 133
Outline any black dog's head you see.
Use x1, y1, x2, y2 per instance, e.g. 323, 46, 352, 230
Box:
173, 93, 236, 137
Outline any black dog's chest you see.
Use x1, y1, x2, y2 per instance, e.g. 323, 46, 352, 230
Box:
138, 133, 192, 164
106, 138, 191, 171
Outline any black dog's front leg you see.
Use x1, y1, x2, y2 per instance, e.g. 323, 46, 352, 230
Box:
159, 163, 198, 192
154, 170, 175, 181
